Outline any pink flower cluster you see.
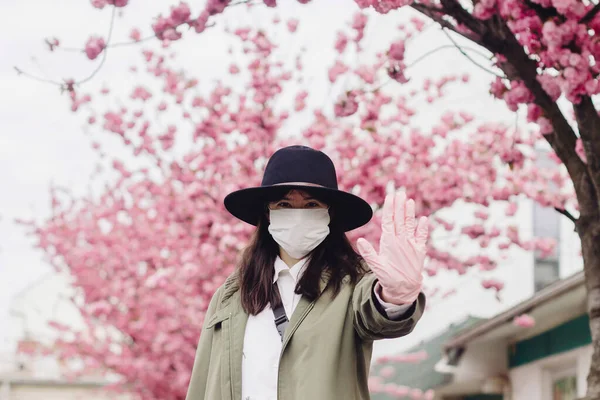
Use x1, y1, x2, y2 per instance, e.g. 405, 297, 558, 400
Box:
84, 36, 105, 60
514, 314, 536, 328
354, 0, 414, 14
369, 375, 435, 399
91, 0, 128, 8
334, 91, 359, 117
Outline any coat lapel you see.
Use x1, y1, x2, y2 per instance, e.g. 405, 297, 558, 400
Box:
229, 291, 247, 400
219, 273, 247, 400
281, 269, 332, 351
218, 268, 336, 395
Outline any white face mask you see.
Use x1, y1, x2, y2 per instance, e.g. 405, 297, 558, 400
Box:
268, 208, 331, 259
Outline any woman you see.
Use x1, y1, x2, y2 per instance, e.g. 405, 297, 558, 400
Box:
186, 145, 428, 400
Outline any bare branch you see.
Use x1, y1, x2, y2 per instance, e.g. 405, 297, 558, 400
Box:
408, 44, 491, 67
13, 7, 117, 91
76, 6, 117, 86
411, 3, 481, 42
13, 66, 62, 87
441, 28, 505, 78
54, 35, 156, 53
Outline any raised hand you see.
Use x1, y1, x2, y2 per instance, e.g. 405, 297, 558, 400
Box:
357, 191, 428, 305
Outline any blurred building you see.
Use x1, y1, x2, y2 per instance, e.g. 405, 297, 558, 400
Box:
372, 271, 588, 399
1, 273, 133, 400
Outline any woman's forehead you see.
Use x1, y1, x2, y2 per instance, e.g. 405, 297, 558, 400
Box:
282, 189, 314, 199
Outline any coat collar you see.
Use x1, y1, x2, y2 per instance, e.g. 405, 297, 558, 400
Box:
219, 266, 333, 309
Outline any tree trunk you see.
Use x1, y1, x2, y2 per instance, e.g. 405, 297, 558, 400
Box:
580, 215, 600, 399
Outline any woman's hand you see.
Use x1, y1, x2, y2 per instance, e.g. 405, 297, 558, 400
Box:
357, 192, 428, 305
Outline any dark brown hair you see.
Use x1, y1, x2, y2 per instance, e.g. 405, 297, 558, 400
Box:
237, 191, 367, 315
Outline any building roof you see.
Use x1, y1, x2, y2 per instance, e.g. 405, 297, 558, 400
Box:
444, 271, 585, 352
370, 316, 484, 399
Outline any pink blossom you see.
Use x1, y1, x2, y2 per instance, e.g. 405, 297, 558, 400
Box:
473, 0, 497, 20
131, 86, 152, 101
334, 32, 348, 53
191, 11, 210, 33
503, 81, 533, 111
356, 65, 376, 84
474, 210, 488, 220
526, 103, 542, 122
287, 18, 299, 32
152, 16, 172, 39
514, 314, 535, 328
84, 36, 105, 60
462, 224, 485, 239
129, 28, 141, 41
351, 12, 368, 43
294, 91, 308, 111
482, 279, 504, 292
537, 74, 561, 101
328, 60, 349, 83
388, 40, 405, 61
162, 28, 182, 41
505, 202, 518, 216
91, 0, 109, 8
379, 366, 395, 378
170, 2, 191, 24
538, 117, 554, 135
489, 77, 507, 99
334, 91, 359, 117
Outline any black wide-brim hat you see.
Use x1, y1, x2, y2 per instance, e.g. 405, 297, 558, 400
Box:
224, 145, 373, 232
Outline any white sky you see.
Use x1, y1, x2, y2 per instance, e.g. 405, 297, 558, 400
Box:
0, 0, 526, 356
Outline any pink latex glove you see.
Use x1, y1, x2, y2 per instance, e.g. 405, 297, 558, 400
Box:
357, 192, 429, 305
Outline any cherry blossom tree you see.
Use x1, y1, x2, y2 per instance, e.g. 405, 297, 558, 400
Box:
16, 0, 599, 398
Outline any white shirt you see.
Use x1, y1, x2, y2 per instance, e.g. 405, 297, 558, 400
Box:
240, 257, 412, 400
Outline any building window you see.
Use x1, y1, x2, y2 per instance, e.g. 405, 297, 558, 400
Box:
534, 258, 560, 292
552, 369, 577, 400
533, 150, 561, 292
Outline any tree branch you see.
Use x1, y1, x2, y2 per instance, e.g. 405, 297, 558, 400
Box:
581, 2, 600, 24
573, 96, 600, 210
13, 66, 63, 87
439, 0, 489, 39
554, 207, 578, 227
441, 28, 505, 78
411, 3, 481, 43
443, 10, 599, 218
523, 0, 563, 22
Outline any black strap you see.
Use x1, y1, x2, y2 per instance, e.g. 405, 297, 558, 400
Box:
272, 284, 289, 342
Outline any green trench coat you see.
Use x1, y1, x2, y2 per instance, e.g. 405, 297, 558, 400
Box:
185, 269, 426, 400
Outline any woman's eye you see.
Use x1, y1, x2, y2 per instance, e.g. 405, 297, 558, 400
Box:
306, 202, 320, 208
277, 202, 291, 208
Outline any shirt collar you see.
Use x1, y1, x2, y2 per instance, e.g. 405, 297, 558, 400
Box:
273, 256, 309, 284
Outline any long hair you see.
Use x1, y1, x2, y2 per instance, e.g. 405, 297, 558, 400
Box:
237, 194, 367, 315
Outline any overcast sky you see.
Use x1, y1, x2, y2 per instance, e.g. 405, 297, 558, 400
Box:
0, 0, 524, 355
